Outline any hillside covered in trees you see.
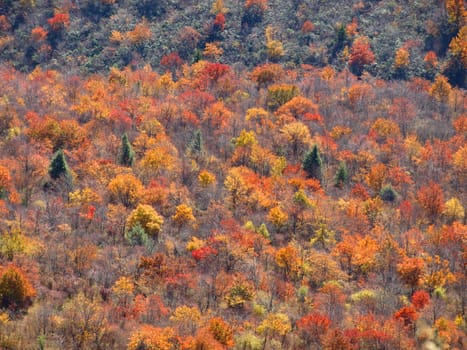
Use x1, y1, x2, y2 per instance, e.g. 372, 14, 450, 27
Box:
0, 0, 466, 86
0, 1, 466, 350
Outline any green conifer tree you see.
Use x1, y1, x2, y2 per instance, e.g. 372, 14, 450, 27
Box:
302, 145, 322, 180
380, 184, 398, 202
334, 162, 349, 188
49, 149, 72, 182
125, 223, 150, 247
188, 129, 204, 155
119, 133, 135, 167
332, 23, 348, 56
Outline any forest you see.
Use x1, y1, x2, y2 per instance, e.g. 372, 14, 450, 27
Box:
0, 0, 466, 349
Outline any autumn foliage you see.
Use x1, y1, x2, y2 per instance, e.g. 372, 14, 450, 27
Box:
349, 36, 375, 76
0, 266, 35, 311
47, 12, 70, 31
0, 27, 465, 349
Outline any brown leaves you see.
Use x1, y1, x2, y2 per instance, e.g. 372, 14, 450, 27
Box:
417, 181, 445, 221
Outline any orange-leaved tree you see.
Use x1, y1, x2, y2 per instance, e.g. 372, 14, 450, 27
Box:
127, 325, 179, 350
0, 265, 36, 311
349, 36, 375, 76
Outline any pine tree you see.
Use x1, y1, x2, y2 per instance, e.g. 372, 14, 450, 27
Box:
332, 23, 348, 56
188, 129, 204, 155
49, 149, 72, 182
380, 184, 398, 202
334, 162, 349, 188
303, 145, 322, 180
125, 222, 150, 247
119, 133, 135, 167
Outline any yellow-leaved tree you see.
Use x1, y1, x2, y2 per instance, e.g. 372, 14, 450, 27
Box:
170, 305, 201, 335
56, 293, 108, 349
126, 204, 164, 239
268, 206, 289, 231
108, 173, 143, 207
257, 312, 292, 348
172, 204, 196, 232
127, 325, 179, 350
443, 197, 465, 222
429, 75, 452, 103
